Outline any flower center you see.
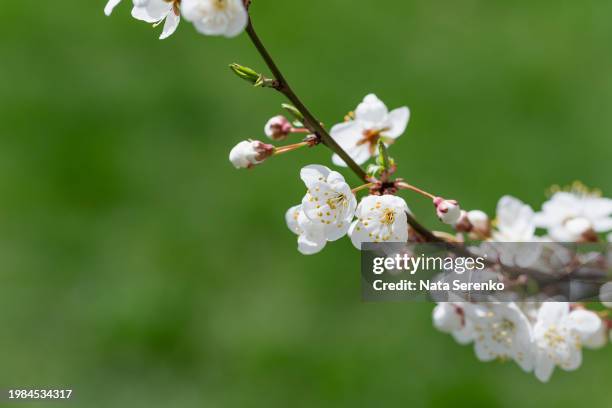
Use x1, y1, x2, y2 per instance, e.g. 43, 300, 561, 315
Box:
491, 318, 515, 345
214, 0, 228, 10
380, 208, 396, 226
326, 194, 347, 210
357, 127, 392, 154
543, 326, 565, 348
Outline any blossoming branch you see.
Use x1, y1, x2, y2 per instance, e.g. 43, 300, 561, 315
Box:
105, 0, 612, 383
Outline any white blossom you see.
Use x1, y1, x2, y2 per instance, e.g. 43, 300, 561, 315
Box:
533, 303, 601, 382
348, 195, 410, 249
105, 0, 180, 40
181, 0, 248, 38
300, 165, 356, 241
330, 94, 409, 166
229, 140, 274, 169
285, 205, 327, 255
534, 191, 612, 242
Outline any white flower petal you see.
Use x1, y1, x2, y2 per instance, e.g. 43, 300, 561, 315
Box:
182, 0, 247, 38
566, 309, 601, 339
383, 106, 410, 139
300, 165, 331, 188
160, 9, 180, 39
496, 195, 535, 241
593, 217, 612, 232
535, 352, 555, 382
297, 232, 326, 255
355, 94, 388, 125
132, 0, 170, 22
105, 0, 123, 16
536, 302, 569, 327
433, 303, 462, 333
222, 0, 248, 38
285, 205, 303, 236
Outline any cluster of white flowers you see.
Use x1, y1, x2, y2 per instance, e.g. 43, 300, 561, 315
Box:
434, 187, 612, 382
285, 165, 412, 255
105, 0, 248, 40
433, 301, 607, 382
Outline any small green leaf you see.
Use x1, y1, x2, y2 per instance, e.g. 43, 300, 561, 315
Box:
281, 103, 305, 122
229, 63, 260, 84
376, 140, 392, 170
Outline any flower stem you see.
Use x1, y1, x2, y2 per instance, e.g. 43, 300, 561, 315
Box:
290, 127, 310, 134
396, 181, 436, 200
352, 183, 375, 194
274, 141, 309, 155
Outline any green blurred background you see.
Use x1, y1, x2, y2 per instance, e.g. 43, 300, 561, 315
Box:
1, 0, 611, 406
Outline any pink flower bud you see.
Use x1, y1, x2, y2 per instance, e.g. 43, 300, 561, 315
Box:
434, 197, 461, 225
264, 115, 292, 141
229, 140, 275, 169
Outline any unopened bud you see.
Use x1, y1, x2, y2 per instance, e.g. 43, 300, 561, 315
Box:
434, 197, 461, 225
229, 63, 261, 85
229, 140, 275, 169
264, 115, 292, 141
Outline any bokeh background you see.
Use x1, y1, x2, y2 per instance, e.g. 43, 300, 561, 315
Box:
1, 0, 612, 407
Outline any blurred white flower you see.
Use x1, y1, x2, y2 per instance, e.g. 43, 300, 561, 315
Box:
432, 302, 476, 345
533, 303, 601, 382
348, 195, 410, 249
229, 140, 274, 169
285, 204, 327, 255
534, 191, 612, 242
433, 303, 463, 333
181, 0, 248, 38
434, 197, 461, 225
467, 209, 491, 236
330, 94, 409, 166
105, 0, 180, 39
493, 196, 537, 242
600, 282, 612, 308
300, 165, 357, 242
466, 303, 534, 373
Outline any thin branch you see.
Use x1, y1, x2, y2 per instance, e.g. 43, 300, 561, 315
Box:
245, 18, 368, 181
